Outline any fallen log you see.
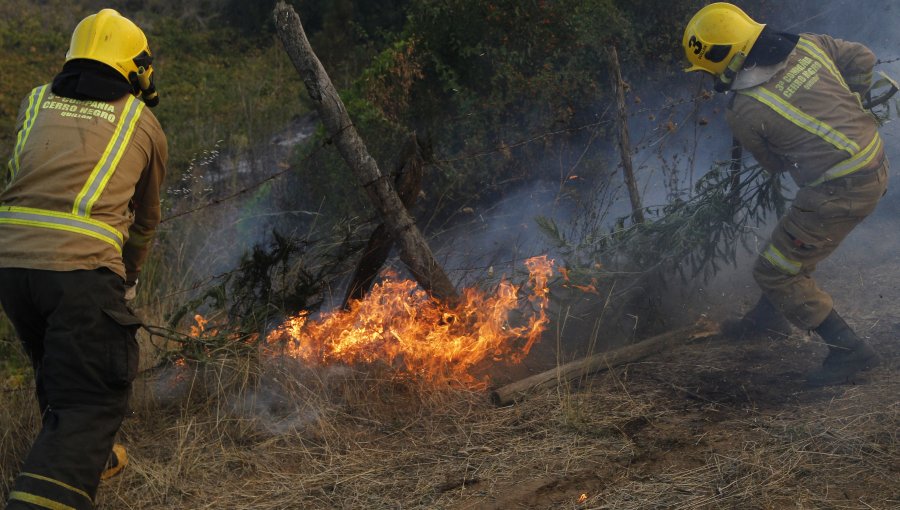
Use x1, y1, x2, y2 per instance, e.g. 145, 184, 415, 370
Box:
489, 319, 720, 406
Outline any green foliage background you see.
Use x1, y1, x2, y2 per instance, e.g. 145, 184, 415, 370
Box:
0, 0, 713, 219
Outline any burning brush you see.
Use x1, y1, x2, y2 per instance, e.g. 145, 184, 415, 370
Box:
265, 256, 554, 387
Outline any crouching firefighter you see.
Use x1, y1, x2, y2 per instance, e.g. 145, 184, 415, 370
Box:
682, 3, 893, 385
0, 9, 166, 510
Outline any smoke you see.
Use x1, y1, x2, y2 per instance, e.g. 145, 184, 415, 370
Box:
159, 0, 900, 364
141, 359, 350, 437
432, 180, 571, 286
230, 376, 325, 436
478, 0, 900, 332
161, 114, 319, 281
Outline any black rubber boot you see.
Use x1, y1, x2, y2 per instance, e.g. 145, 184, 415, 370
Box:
721, 295, 792, 338
807, 309, 880, 386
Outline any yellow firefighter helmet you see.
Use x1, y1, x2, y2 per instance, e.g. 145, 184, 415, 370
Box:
66, 9, 153, 84
682, 2, 765, 76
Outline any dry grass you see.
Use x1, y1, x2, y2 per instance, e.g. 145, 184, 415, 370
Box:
0, 387, 39, 492
1, 330, 897, 509
581, 382, 899, 509
93, 357, 651, 509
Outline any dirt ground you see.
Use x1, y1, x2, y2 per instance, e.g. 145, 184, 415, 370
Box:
443, 220, 900, 510
3, 224, 898, 510
88, 251, 897, 509
451, 327, 898, 510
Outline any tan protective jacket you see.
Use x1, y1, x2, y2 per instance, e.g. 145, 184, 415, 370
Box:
0, 86, 167, 282
727, 33, 883, 186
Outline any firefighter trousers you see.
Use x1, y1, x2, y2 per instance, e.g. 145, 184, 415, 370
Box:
754, 160, 889, 330
0, 268, 142, 510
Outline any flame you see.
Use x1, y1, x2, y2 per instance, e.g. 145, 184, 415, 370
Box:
266, 256, 554, 386
578, 493, 588, 503
190, 314, 209, 337
559, 267, 600, 295
179, 314, 258, 363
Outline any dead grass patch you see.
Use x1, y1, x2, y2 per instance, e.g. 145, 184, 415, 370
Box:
1, 336, 896, 509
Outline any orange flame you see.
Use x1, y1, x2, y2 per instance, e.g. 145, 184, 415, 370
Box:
190, 314, 209, 337
266, 256, 554, 386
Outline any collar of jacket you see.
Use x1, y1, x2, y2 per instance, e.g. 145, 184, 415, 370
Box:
747, 27, 799, 67
731, 59, 790, 91
51, 59, 133, 102
731, 27, 799, 91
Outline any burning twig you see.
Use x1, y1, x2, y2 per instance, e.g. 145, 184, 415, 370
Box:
142, 318, 258, 364
341, 134, 425, 308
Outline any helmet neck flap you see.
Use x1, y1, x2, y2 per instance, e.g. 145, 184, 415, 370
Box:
52, 59, 132, 102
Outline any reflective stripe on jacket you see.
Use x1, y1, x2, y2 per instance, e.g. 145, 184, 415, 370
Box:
727, 33, 884, 187
0, 85, 167, 281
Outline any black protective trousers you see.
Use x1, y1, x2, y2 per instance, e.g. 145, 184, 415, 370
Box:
0, 268, 141, 510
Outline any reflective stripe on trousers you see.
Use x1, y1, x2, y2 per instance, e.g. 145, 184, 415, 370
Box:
754, 161, 888, 329
7, 472, 93, 510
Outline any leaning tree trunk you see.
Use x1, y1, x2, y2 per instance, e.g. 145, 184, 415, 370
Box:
273, 2, 459, 303
341, 134, 425, 309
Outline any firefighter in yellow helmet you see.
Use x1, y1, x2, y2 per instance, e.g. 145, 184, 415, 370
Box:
683, 3, 888, 385
0, 9, 166, 509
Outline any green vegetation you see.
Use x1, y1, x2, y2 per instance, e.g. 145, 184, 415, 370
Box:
351, 0, 710, 212
0, 0, 306, 175
537, 161, 787, 297
0, 0, 721, 365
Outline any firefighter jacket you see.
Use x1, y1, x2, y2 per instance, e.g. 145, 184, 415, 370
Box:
0, 86, 167, 282
726, 33, 884, 187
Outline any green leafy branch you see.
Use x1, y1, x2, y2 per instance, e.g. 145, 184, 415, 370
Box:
539, 161, 788, 284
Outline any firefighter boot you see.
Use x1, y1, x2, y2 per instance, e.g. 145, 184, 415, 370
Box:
807, 310, 880, 386
720, 295, 792, 339
100, 444, 128, 480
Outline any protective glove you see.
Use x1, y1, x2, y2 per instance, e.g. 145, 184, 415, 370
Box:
124, 279, 138, 301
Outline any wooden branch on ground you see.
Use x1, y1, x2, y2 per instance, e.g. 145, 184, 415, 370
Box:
341, 134, 425, 308
274, 2, 459, 303
490, 319, 720, 406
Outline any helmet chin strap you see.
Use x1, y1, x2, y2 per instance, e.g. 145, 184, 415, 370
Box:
715, 51, 748, 93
